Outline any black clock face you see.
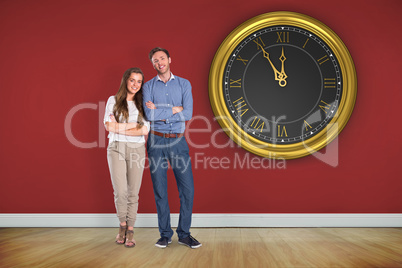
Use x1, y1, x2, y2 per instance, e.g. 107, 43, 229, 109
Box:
223, 26, 342, 144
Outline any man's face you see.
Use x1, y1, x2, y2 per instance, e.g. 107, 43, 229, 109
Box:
151, 51, 171, 75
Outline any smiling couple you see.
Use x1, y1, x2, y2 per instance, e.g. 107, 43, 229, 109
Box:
104, 47, 201, 249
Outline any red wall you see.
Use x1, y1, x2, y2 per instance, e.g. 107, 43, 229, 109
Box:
1, 0, 401, 214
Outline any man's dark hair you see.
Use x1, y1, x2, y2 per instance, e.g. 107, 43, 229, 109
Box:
149, 47, 170, 61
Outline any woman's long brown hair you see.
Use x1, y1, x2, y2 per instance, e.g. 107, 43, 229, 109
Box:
113, 67, 145, 128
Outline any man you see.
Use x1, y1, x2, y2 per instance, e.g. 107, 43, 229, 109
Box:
143, 47, 201, 249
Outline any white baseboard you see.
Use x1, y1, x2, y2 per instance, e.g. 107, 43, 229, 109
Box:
0, 213, 401, 228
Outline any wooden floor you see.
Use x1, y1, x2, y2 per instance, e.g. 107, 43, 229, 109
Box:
0, 228, 401, 267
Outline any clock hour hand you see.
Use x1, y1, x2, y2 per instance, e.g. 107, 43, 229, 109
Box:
256, 43, 287, 87
278, 47, 288, 87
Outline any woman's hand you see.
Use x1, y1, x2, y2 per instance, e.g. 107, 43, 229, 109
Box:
109, 114, 117, 122
146, 101, 156, 109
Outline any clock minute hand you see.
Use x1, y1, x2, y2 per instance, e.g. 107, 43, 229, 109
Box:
257, 44, 280, 75
256, 43, 287, 87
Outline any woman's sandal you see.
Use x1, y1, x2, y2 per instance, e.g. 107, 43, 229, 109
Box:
115, 224, 127, 245
124, 230, 136, 248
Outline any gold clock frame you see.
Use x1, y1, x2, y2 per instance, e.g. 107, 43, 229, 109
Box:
209, 11, 357, 159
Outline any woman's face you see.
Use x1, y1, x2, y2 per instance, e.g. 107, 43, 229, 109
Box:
126, 72, 143, 96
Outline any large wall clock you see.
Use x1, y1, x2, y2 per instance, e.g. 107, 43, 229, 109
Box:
209, 11, 357, 159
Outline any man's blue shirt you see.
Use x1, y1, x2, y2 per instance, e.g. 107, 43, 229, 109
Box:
143, 74, 193, 133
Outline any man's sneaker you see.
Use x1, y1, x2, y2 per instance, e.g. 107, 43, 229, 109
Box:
155, 237, 172, 248
178, 235, 202, 249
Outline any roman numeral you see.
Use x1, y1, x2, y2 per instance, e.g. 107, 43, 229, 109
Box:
324, 78, 336, 88
250, 116, 265, 132
319, 100, 331, 114
317, 55, 330, 65
303, 38, 309, 48
277, 125, 288, 137
236, 55, 248, 66
253, 37, 265, 49
233, 97, 249, 116
230, 78, 242, 88
304, 120, 312, 131
276, 32, 289, 43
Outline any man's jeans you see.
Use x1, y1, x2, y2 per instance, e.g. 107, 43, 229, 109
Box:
146, 133, 194, 239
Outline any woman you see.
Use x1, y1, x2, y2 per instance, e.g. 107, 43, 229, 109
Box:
104, 67, 150, 248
